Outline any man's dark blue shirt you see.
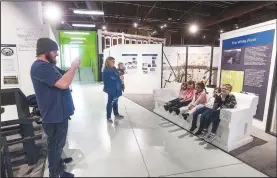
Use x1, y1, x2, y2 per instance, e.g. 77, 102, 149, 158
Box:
30, 60, 74, 123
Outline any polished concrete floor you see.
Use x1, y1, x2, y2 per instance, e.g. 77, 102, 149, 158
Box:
121, 93, 277, 177
44, 83, 267, 177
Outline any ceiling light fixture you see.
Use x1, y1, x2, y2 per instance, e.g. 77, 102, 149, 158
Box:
71, 37, 86, 40
102, 26, 106, 30
133, 22, 138, 28
61, 20, 65, 24
64, 32, 90, 35
203, 36, 206, 39
73, 9, 104, 15
72, 24, 95, 28
220, 29, 224, 33
69, 41, 83, 44
189, 24, 198, 34
44, 4, 61, 21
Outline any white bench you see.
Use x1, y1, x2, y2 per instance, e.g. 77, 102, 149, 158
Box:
153, 82, 259, 152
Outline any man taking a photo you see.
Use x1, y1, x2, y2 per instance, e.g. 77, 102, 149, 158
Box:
31, 38, 80, 177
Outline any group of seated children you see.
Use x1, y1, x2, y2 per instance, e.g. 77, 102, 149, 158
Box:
164, 81, 237, 142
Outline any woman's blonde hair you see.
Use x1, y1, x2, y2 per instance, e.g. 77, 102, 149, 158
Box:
104, 57, 115, 68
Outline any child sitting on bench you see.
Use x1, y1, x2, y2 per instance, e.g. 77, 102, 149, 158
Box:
195, 84, 237, 142
174, 81, 207, 115
188, 87, 222, 132
164, 80, 195, 113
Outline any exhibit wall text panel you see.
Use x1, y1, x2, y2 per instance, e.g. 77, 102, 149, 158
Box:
221, 30, 275, 121
103, 44, 163, 94
218, 19, 277, 130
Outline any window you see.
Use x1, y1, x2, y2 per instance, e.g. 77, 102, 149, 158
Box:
105, 37, 111, 46
102, 37, 105, 51
118, 38, 122, 44
125, 39, 130, 44
112, 38, 118, 45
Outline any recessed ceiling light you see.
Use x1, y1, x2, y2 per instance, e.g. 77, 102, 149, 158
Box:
220, 29, 224, 33
102, 26, 106, 30
61, 20, 65, 24
69, 41, 83, 44
133, 22, 138, 28
203, 36, 206, 39
71, 37, 86, 40
73, 9, 104, 15
72, 24, 95, 28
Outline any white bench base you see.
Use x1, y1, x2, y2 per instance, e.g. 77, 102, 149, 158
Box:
154, 106, 254, 152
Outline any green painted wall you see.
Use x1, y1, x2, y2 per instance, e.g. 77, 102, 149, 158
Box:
59, 31, 98, 80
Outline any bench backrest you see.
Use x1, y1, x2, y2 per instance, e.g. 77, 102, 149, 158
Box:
232, 92, 259, 115
166, 82, 182, 95
205, 89, 258, 115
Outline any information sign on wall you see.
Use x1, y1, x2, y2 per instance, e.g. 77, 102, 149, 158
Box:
221, 29, 275, 121
141, 54, 158, 74
121, 54, 138, 74
1, 44, 20, 87
16, 28, 43, 51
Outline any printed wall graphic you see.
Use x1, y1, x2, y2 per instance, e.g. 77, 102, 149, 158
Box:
3, 76, 19, 85
187, 48, 211, 83
142, 54, 158, 74
17, 28, 44, 51
162, 47, 215, 87
121, 54, 138, 74
1, 44, 20, 87
221, 70, 244, 92
221, 29, 275, 121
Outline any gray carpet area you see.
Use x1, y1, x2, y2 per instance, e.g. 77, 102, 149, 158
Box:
123, 93, 277, 177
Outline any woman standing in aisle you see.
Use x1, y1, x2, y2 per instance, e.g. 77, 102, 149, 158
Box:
103, 57, 124, 123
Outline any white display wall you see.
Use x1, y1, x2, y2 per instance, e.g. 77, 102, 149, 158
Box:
1, 1, 56, 96
1, 1, 58, 122
162, 46, 220, 87
218, 19, 277, 131
103, 44, 163, 94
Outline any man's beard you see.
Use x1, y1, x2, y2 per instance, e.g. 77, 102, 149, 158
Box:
45, 53, 56, 64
